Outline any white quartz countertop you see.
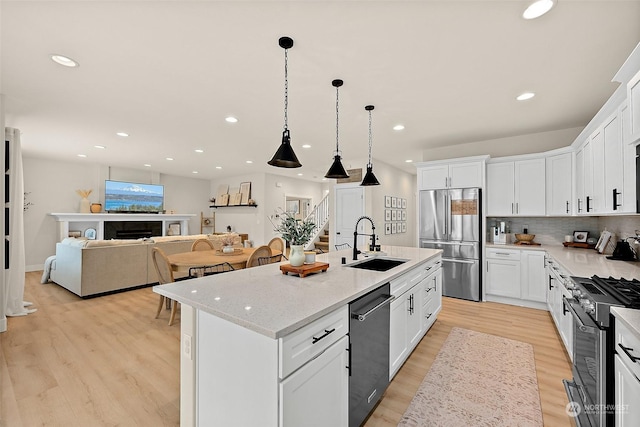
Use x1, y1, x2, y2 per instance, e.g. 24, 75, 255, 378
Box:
612, 307, 640, 340
154, 245, 441, 339
487, 243, 640, 279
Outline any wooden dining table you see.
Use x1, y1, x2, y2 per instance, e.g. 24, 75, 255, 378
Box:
167, 247, 279, 272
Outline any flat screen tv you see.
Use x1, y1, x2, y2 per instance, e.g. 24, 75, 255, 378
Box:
104, 180, 164, 213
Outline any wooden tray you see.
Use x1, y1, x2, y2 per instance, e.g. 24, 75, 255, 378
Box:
563, 242, 596, 249
280, 262, 330, 278
216, 248, 244, 255
514, 241, 541, 246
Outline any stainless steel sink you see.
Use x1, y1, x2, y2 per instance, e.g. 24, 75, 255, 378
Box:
347, 257, 408, 272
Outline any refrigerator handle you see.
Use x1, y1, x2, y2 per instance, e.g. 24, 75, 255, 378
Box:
444, 192, 449, 238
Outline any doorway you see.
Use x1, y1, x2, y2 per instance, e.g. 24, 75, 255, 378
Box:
334, 185, 365, 249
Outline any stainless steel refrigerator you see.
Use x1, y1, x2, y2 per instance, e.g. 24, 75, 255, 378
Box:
419, 188, 481, 301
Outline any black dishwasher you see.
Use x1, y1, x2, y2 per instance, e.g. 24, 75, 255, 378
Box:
349, 283, 393, 427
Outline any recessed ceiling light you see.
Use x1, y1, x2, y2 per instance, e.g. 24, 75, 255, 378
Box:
215, 166, 222, 169
51, 54, 78, 67
516, 92, 536, 101
244, 306, 252, 311
77, 154, 87, 158
192, 171, 198, 174
94, 145, 106, 149
405, 159, 413, 163
246, 160, 253, 164
393, 125, 405, 131
322, 178, 327, 181
194, 149, 204, 153
225, 116, 238, 123
166, 157, 174, 161
144, 164, 151, 167
297, 173, 303, 176
523, 0, 555, 20
116, 132, 129, 137
302, 144, 311, 148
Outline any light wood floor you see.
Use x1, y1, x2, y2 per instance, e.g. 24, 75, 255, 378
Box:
1, 273, 573, 426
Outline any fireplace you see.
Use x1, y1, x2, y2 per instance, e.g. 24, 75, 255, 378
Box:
104, 221, 162, 240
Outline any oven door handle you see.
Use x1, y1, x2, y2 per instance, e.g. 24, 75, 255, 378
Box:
562, 296, 597, 333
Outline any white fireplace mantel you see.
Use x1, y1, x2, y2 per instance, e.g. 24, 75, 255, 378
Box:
49, 213, 196, 241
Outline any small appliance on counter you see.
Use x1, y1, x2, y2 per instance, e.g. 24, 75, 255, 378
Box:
490, 221, 508, 245
607, 239, 637, 261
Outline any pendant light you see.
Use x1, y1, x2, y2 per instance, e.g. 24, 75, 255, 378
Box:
360, 105, 380, 186
324, 79, 349, 179
268, 36, 302, 168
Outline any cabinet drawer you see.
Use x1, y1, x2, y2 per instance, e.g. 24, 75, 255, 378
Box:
486, 248, 521, 260
421, 274, 437, 306
391, 258, 440, 297
615, 318, 640, 380
279, 306, 349, 379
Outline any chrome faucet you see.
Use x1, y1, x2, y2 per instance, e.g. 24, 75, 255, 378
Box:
353, 215, 376, 260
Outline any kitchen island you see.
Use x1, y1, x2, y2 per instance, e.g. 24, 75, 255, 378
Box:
154, 245, 442, 427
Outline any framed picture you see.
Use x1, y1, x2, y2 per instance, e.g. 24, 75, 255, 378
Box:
84, 228, 96, 240
385, 196, 391, 208
217, 193, 230, 206
401, 222, 407, 233
401, 210, 407, 221
573, 231, 589, 243
240, 182, 251, 205
391, 223, 397, 234
391, 210, 397, 221
229, 193, 242, 206
385, 223, 391, 235
385, 209, 391, 221
391, 197, 397, 208
402, 198, 407, 209
396, 210, 401, 220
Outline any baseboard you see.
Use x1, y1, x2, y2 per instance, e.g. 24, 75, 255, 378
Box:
26, 264, 43, 272
0, 316, 7, 333
485, 294, 548, 311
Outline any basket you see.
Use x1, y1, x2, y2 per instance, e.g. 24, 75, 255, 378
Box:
515, 233, 536, 242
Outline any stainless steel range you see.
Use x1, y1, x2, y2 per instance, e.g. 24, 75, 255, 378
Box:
563, 275, 640, 427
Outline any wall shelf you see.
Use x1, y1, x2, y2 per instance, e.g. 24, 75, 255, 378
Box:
209, 205, 258, 209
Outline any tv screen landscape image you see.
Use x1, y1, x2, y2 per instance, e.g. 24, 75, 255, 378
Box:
104, 180, 164, 213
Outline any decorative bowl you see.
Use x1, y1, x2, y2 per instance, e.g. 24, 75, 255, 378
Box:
515, 233, 535, 242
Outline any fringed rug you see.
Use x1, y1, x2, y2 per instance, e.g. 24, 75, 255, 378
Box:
398, 327, 543, 427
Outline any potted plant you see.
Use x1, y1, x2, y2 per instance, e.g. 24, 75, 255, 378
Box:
274, 211, 315, 266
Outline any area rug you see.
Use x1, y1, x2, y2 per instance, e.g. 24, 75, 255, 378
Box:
398, 327, 543, 427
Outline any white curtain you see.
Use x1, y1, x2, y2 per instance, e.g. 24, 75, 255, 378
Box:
4, 127, 30, 317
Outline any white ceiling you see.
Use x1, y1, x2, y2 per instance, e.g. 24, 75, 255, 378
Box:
2, 1, 640, 182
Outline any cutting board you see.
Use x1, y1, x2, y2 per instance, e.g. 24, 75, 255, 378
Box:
280, 262, 330, 278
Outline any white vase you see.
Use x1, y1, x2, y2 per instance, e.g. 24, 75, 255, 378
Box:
222, 246, 234, 254
289, 245, 305, 267
80, 197, 91, 213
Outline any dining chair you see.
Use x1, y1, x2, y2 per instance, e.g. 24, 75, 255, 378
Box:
257, 253, 283, 266
245, 245, 272, 268
268, 237, 287, 260
189, 262, 235, 278
152, 247, 188, 326
191, 238, 215, 251
335, 243, 352, 250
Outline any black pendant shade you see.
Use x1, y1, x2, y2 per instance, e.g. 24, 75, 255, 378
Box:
269, 36, 302, 169
325, 79, 349, 179
325, 155, 349, 178
268, 129, 301, 168
361, 105, 380, 186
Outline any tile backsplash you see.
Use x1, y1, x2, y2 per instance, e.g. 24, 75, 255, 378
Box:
486, 216, 640, 245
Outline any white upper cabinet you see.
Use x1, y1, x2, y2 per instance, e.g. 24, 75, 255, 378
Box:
603, 112, 624, 212
628, 68, 640, 144
546, 152, 573, 216
590, 127, 606, 213
621, 102, 637, 213
417, 158, 486, 190
487, 158, 545, 216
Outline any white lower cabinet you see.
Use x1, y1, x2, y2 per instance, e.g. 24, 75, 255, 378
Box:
280, 335, 349, 427
389, 258, 442, 380
546, 257, 573, 361
486, 249, 521, 299
520, 250, 546, 303
614, 316, 640, 427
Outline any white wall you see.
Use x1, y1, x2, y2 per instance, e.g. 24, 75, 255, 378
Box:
23, 156, 211, 271
421, 127, 582, 162
210, 172, 325, 247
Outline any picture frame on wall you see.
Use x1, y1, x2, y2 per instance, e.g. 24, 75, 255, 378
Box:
391, 210, 397, 221
402, 198, 407, 209
385, 196, 391, 208
573, 231, 589, 243
240, 182, 251, 205
402, 210, 407, 221
385, 209, 391, 221
396, 210, 401, 220
391, 197, 397, 208
401, 222, 407, 233
385, 223, 391, 235
391, 223, 397, 234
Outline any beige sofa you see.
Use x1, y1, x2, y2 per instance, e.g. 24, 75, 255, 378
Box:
50, 233, 243, 297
